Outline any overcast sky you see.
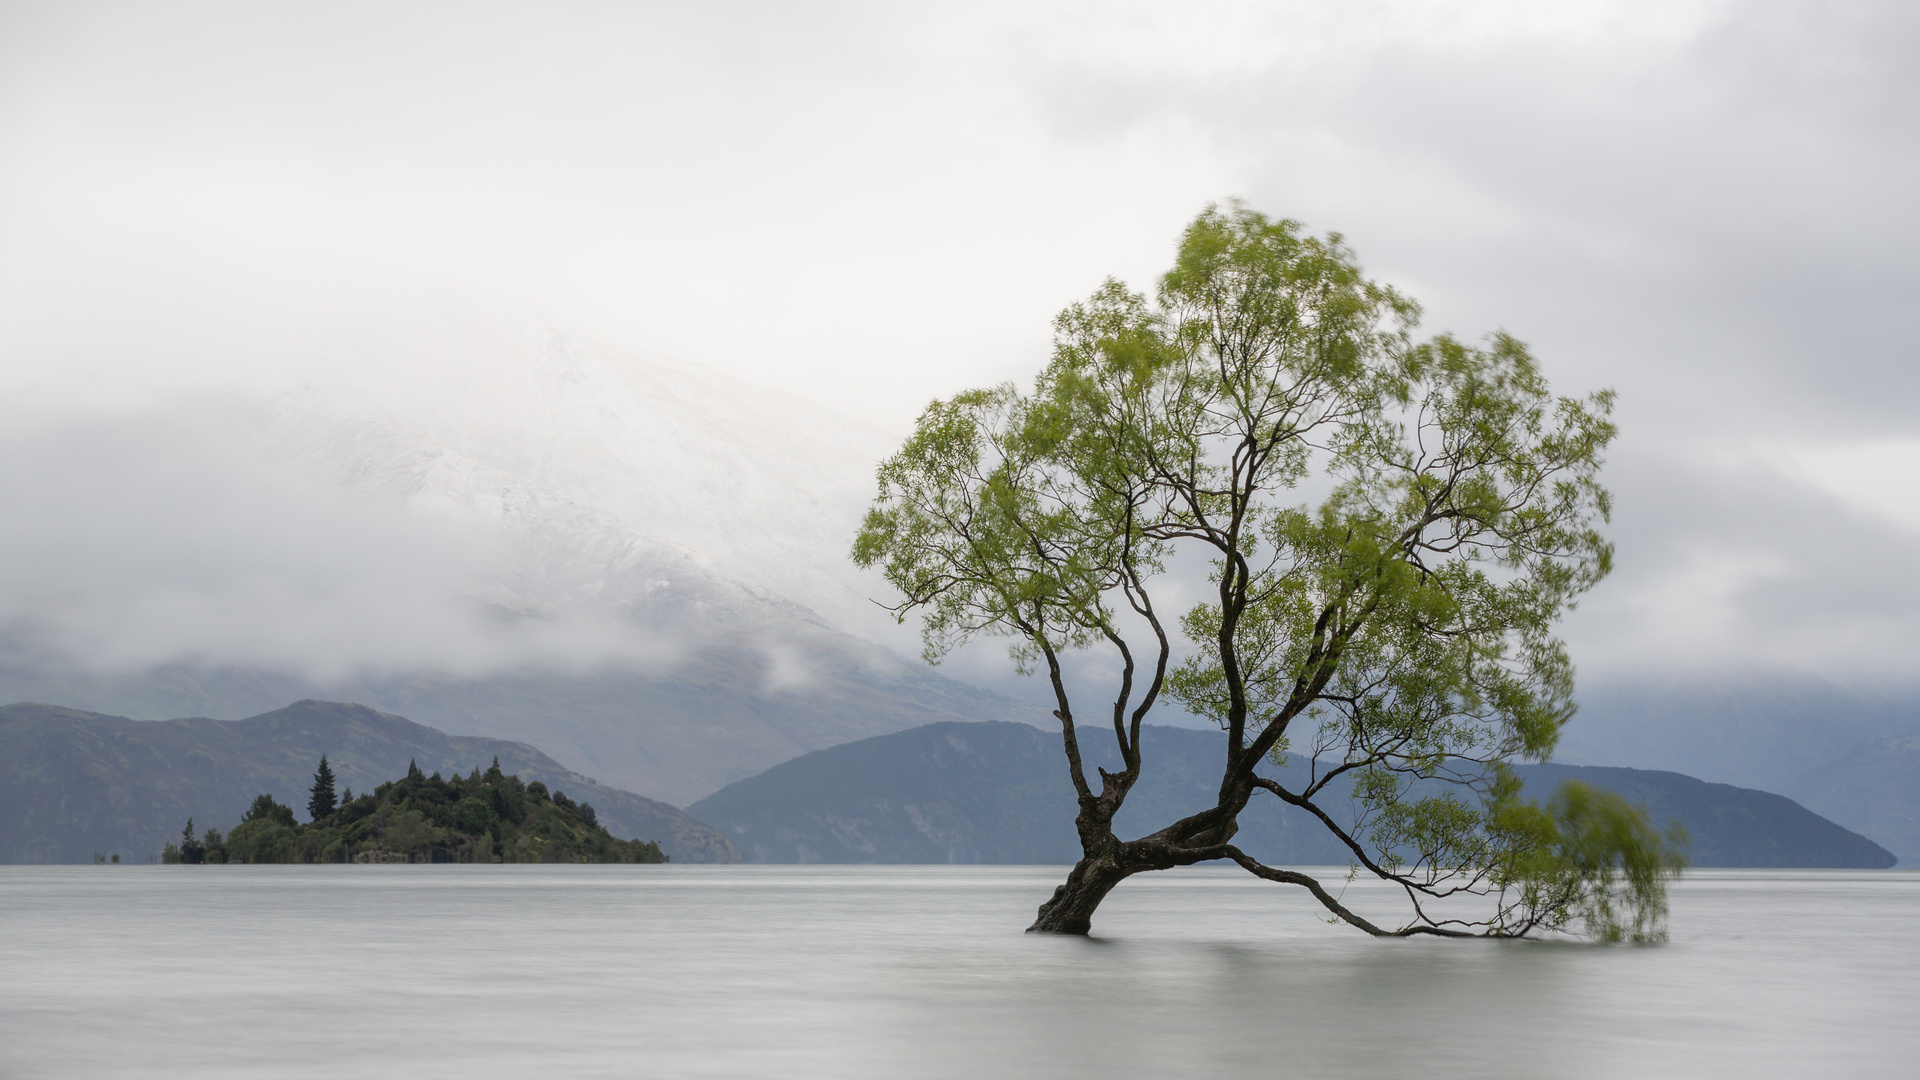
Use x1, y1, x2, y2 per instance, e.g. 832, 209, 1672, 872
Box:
2, 0, 1917, 688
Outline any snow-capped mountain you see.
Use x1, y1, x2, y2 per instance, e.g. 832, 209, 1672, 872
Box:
247, 321, 907, 645
0, 317, 1040, 805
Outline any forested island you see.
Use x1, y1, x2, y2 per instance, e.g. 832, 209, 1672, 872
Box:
163, 756, 666, 864
0, 700, 734, 863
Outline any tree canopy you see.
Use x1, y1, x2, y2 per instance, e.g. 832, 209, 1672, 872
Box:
854, 202, 1683, 939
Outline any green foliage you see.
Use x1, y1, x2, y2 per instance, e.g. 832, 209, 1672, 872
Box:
308, 755, 337, 821
856, 200, 1662, 939
1493, 779, 1690, 942
244, 794, 298, 828
179, 762, 667, 865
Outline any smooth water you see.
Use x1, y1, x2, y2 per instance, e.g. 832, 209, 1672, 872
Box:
2, 865, 1915, 1079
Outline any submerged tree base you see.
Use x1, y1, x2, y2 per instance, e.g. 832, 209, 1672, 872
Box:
1028, 857, 1133, 934
1029, 794, 1684, 941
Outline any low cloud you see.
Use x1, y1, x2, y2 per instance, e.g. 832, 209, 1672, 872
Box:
2, 0, 1916, 702
1563, 436, 1920, 689
0, 406, 678, 680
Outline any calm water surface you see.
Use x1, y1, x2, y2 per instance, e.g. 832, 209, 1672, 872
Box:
1, 865, 1915, 1079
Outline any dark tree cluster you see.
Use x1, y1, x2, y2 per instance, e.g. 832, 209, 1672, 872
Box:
161, 757, 666, 864
163, 817, 223, 865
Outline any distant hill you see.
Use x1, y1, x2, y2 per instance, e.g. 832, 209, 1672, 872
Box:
0, 634, 1045, 810
1509, 762, 1898, 869
1555, 674, 1920, 861
687, 721, 1896, 868
1794, 732, 1920, 866
0, 699, 736, 863
1558, 673, 1917, 797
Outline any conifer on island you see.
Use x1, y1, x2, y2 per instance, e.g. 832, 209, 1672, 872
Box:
308, 755, 337, 821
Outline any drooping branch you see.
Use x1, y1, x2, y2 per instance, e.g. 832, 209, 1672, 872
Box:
1220, 847, 1474, 938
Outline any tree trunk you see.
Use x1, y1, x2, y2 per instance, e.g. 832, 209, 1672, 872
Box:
1028, 854, 1134, 934
1027, 798, 1245, 933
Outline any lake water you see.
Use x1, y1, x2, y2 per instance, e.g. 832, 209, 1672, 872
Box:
2, 865, 1916, 1079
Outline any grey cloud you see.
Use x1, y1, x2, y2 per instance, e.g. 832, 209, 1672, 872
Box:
0, 406, 676, 679
1, 0, 1913, 694
996, 0, 1920, 688
1564, 440, 1920, 687
1016, 1, 1919, 424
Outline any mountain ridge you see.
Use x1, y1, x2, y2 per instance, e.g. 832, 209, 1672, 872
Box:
0, 698, 736, 863
688, 721, 1897, 869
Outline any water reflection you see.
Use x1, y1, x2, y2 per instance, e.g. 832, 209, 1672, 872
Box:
1, 866, 1914, 1078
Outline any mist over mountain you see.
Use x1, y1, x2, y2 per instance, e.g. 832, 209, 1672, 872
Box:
1558, 672, 1918, 797
243, 323, 907, 643
4, 314, 1919, 831
1796, 732, 1920, 869
1551, 671, 1920, 862
0, 319, 1047, 804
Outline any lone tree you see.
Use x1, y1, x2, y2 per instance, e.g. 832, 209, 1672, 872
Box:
854, 203, 1682, 940
308, 755, 337, 821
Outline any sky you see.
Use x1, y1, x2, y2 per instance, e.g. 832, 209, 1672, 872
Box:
2, 0, 1918, 689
